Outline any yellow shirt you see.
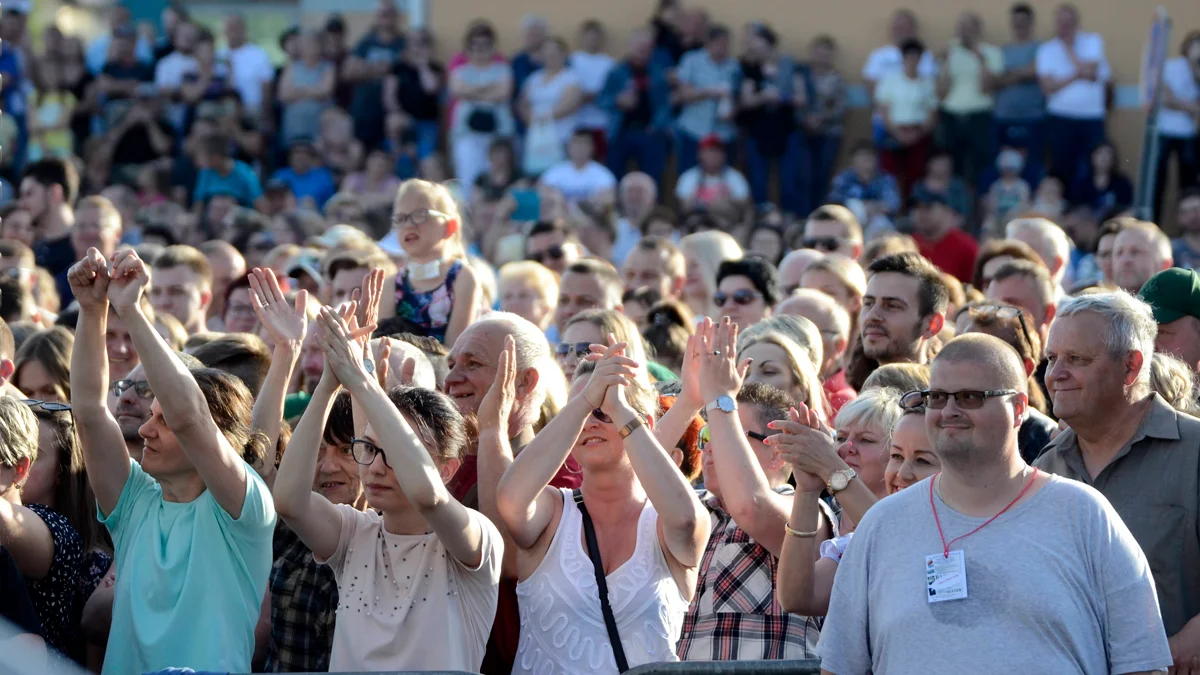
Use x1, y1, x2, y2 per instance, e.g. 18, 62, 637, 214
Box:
31, 91, 77, 154
942, 39, 1004, 114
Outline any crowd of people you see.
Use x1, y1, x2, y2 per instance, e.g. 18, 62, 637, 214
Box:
1, 0, 1200, 674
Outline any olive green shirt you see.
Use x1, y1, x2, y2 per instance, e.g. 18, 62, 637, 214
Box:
1035, 394, 1200, 636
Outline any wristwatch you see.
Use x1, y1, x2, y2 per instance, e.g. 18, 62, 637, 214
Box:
706, 395, 736, 415
826, 468, 857, 493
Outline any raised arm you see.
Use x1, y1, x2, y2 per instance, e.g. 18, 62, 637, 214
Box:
444, 263, 479, 347
652, 334, 703, 452
67, 249, 131, 514
697, 319, 790, 557
603, 349, 709, 569
496, 344, 637, 548
106, 249, 250, 518
247, 268, 308, 486
272, 368, 344, 562
475, 337, 520, 579
317, 307, 488, 567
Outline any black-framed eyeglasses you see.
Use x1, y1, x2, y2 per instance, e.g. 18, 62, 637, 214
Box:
555, 342, 593, 359
713, 289, 761, 308
802, 236, 846, 252
23, 399, 71, 412
528, 244, 565, 265
698, 424, 770, 451
971, 303, 1036, 356
351, 437, 388, 467
901, 389, 1018, 411
109, 379, 154, 400
393, 208, 450, 228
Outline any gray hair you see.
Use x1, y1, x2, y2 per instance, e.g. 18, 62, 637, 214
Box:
1005, 217, 1072, 284
471, 311, 565, 428
835, 386, 904, 448
373, 338, 437, 390
1056, 292, 1157, 391
0, 398, 38, 469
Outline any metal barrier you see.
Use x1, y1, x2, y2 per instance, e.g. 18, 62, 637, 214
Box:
626, 660, 823, 674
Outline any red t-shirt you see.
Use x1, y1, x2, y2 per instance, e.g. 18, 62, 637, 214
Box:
915, 228, 979, 283
450, 453, 583, 675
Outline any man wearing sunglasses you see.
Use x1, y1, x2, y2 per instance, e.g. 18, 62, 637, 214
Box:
819, 333, 1172, 674
801, 204, 863, 260
1037, 292, 1200, 668
524, 220, 581, 276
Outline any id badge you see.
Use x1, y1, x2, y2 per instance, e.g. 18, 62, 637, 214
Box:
925, 550, 968, 603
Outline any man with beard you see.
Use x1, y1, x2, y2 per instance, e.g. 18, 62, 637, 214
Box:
445, 312, 579, 675
818, 334, 1172, 674
20, 159, 79, 286
855, 252, 948, 385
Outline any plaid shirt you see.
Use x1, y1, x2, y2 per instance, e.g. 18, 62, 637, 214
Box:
677, 488, 822, 661
264, 524, 338, 673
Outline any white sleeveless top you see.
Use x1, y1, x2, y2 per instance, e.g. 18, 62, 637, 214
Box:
512, 488, 690, 675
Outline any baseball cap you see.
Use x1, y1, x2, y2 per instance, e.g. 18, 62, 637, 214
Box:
1138, 268, 1200, 324
698, 134, 724, 151
286, 249, 324, 285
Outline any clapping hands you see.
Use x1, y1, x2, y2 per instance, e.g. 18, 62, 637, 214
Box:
766, 402, 842, 492
579, 337, 639, 415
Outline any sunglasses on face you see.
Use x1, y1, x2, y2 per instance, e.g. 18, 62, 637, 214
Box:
109, 379, 153, 400
528, 244, 566, 265
555, 342, 593, 359
697, 424, 770, 451
802, 236, 846, 252
713, 289, 761, 308
23, 399, 71, 412
900, 389, 1018, 410
351, 437, 389, 467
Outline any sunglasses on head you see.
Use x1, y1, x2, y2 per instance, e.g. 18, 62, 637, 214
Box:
802, 237, 845, 252
970, 304, 1036, 357
697, 424, 769, 451
23, 399, 71, 412
528, 244, 565, 265
713, 289, 761, 308
555, 342, 593, 359
900, 389, 1018, 410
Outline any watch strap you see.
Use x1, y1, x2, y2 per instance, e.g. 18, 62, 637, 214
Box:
617, 417, 643, 439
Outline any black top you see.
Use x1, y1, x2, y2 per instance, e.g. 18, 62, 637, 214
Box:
1019, 407, 1059, 463
624, 63, 654, 130
101, 61, 154, 99
24, 504, 84, 656
739, 60, 795, 153
652, 18, 684, 64
111, 118, 175, 167
0, 546, 43, 637
391, 61, 444, 122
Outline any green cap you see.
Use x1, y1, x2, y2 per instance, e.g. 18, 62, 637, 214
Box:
1138, 268, 1200, 324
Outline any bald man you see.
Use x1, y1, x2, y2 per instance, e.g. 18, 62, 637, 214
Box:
200, 240, 247, 332
777, 289, 856, 413
816, 333, 1172, 674
778, 249, 825, 297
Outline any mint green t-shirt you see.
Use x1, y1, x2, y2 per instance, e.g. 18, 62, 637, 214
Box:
99, 458, 276, 675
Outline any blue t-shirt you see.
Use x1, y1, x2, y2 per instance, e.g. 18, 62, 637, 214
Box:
99, 459, 276, 675
193, 160, 263, 207
272, 166, 337, 210
994, 41, 1045, 121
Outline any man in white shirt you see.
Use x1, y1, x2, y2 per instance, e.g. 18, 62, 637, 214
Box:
1036, 3, 1110, 181
571, 20, 616, 157
863, 9, 938, 145
220, 14, 275, 115
538, 130, 617, 206
154, 21, 201, 131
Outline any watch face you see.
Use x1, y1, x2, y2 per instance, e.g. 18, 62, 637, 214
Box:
830, 472, 849, 491
717, 395, 736, 412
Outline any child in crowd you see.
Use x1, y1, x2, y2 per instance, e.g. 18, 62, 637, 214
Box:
136, 163, 172, 207
1029, 174, 1067, 219
381, 179, 480, 346
27, 64, 77, 162
983, 148, 1032, 239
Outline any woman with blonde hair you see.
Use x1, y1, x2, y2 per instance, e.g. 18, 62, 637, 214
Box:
800, 253, 866, 342
1150, 352, 1200, 417
678, 231, 742, 319
13, 327, 74, 403
739, 314, 824, 378
860, 363, 930, 394
737, 330, 827, 420
498, 261, 558, 332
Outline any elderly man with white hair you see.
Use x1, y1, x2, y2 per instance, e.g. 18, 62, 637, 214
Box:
1037, 291, 1200, 671
777, 288, 857, 413
1005, 216, 1072, 298
613, 171, 658, 265
443, 311, 579, 675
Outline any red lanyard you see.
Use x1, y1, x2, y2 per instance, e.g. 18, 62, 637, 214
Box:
929, 468, 1039, 558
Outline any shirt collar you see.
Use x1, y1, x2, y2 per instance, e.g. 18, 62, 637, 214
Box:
1046, 393, 1180, 456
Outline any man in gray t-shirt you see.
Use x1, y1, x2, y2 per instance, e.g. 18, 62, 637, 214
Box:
817, 334, 1172, 675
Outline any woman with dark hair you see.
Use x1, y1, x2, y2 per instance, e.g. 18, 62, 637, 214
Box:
643, 300, 694, 375
1070, 141, 1134, 213
13, 327, 74, 403
273, 305, 501, 672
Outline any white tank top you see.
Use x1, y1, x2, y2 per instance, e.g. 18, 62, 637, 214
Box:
512, 488, 690, 675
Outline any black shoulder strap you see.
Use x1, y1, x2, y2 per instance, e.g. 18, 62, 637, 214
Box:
573, 488, 630, 673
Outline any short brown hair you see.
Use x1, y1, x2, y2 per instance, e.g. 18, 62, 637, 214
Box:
806, 204, 863, 243
76, 195, 122, 232
971, 239, 1044, 290
565, 258, 623, 307
635, 236, 686, 279
991, 260, 1055, 310
153, 245, 213, 290
189, 333, 272, 396
861, 233, 918, 267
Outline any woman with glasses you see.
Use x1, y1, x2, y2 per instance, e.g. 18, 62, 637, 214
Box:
713, 257, 778, 328
273, 306, 501, 672
559, 309, 677, 384
0, 397, 88, 658
773, 387, 904, 616
12, 327, 74, 403
496, 332, 709, 674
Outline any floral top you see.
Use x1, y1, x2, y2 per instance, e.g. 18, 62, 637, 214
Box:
395, 259, 464, 344
26, 504, 84, 655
